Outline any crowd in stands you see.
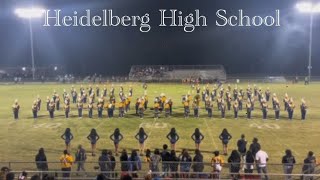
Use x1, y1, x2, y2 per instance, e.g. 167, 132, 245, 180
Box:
130, 66, 170, 79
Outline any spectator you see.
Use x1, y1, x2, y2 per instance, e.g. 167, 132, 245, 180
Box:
30, 174, 41, 180
59, 149, 74, 179
244, 151, 255, 178
211, 151, 224, 179
108, 150, 116, 179
0, 167, 10, 180
161, 144, 171, 176
75, 145, 87, 176
255, 146, 269, 180
99, 149, 111, 178
228, 150, 241, 180
169, 150, 179, 178
237, 134, 247, 160
192, 149, 204, 178
249, 137, 261, 157
150, 149, 161, 177
219, 128, 232, 155
6, 172, 15, 180
179, 149, 192, 179
120, 149, 130, 176
282, 149, 296, 180
35, 148, 48, 173
301, 151, 316, 180
129, 150, 141, 178
18, 171, 27, 180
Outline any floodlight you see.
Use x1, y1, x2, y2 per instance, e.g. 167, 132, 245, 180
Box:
54, 66, 58, 71
14, 7, 45, 19
22, 67, 26, 71
296, 2, 320, 13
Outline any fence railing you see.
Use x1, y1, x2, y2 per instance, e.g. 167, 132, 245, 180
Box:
1, 161, 319, 179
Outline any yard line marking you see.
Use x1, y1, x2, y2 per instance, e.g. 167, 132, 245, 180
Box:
204, 118, 218, 149
144, 116, 158, 148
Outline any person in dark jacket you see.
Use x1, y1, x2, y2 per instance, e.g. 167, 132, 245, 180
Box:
228, 150, 241, 180
99, 149, 111, 178
169, 150, 179, 178
219, 128, 232, 155
192, 149, 204, 178
35, 148, 48, 178
249, 137, 261, 157
237, 134, 247, 160
120, 149, 130, 176
75, 145, 87, 176
244, 150, 255, 176
301, 151, 316, 180
108, 150, 116, 179
282, 149, 296, 180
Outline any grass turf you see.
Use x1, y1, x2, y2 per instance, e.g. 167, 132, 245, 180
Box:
0, 82, 318, 174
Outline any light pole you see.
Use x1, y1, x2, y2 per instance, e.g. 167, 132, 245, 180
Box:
14, 7, 45, 81
296, 2, 320, 83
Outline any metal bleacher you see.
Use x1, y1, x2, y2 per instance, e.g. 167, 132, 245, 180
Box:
129, 65, 227, 82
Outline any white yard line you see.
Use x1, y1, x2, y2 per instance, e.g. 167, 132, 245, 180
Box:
204, 118, 218, 149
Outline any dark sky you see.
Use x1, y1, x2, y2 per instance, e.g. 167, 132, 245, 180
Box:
1, 0, 320, 76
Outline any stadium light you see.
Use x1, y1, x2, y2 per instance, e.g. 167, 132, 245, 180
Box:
14, 7, 45, 81
54, 66, 58, 71
22, 67, 26, 71
296, 2, 320, 83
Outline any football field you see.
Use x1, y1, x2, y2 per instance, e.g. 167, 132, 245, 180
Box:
0, 82, 319, 173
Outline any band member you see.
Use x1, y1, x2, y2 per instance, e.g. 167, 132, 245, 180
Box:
72, 90, 77, 104
233, 87, 238, 100
283, 93, 289, 111
154, 98, 160, 119
118, 99, 125, 118
96, 85, 100, 97
217, 97, 222, 111
196, 84, 201, 94
46, 96, 50, 111
77, 97, 83, 118
110, 84, 115, 96
144, 94, 148, 109
246, 99, 252, 119
182, 95, 190, 118
97, 99, 104, 118
135, 98, 139, 115
88, 102, 93, 118
226, 93, 232, 111
103, 85, 107, 97
12, 99, 20, 120
36, 95, 41, 111
288, 98, 295, 120
64, 101, 70, 118
56, 95, 60, 111
107, 101, 114, 118
82, 91, 87, 104
125, 95, 131, 113
220, 99, 226, 119
88, 85, 93, 96
47, 99, 55, 119
261, 99, 268, 120
233, 100, 239, 119
63, 89, 68, 101
206, 98, 213, 118
253, 84, 258, 96
265, 88, 271, 102
300, 99, 307, 120
164, 100, 171, 118
52, 90, 57, 102
246, 85, 252, 99
272, 93, 277, 110
160, 93, 166, 111
193, 99, 200, 118
274, 99, 280, 120
168, 98, 173, 115
250, 94, 255, 110
129, 85, 133, 96
32, 100, 38, 119
237, 94, 243, 110
138, 97, 145, 119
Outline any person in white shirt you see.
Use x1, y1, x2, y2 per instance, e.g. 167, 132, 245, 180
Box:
255, 147, 269, 180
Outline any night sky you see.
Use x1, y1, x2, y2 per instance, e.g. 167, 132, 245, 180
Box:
1, 0, 320, 76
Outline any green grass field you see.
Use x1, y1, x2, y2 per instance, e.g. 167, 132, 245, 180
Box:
0, 82, 319, 174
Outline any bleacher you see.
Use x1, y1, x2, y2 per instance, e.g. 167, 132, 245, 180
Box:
129, 65, 227, 82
